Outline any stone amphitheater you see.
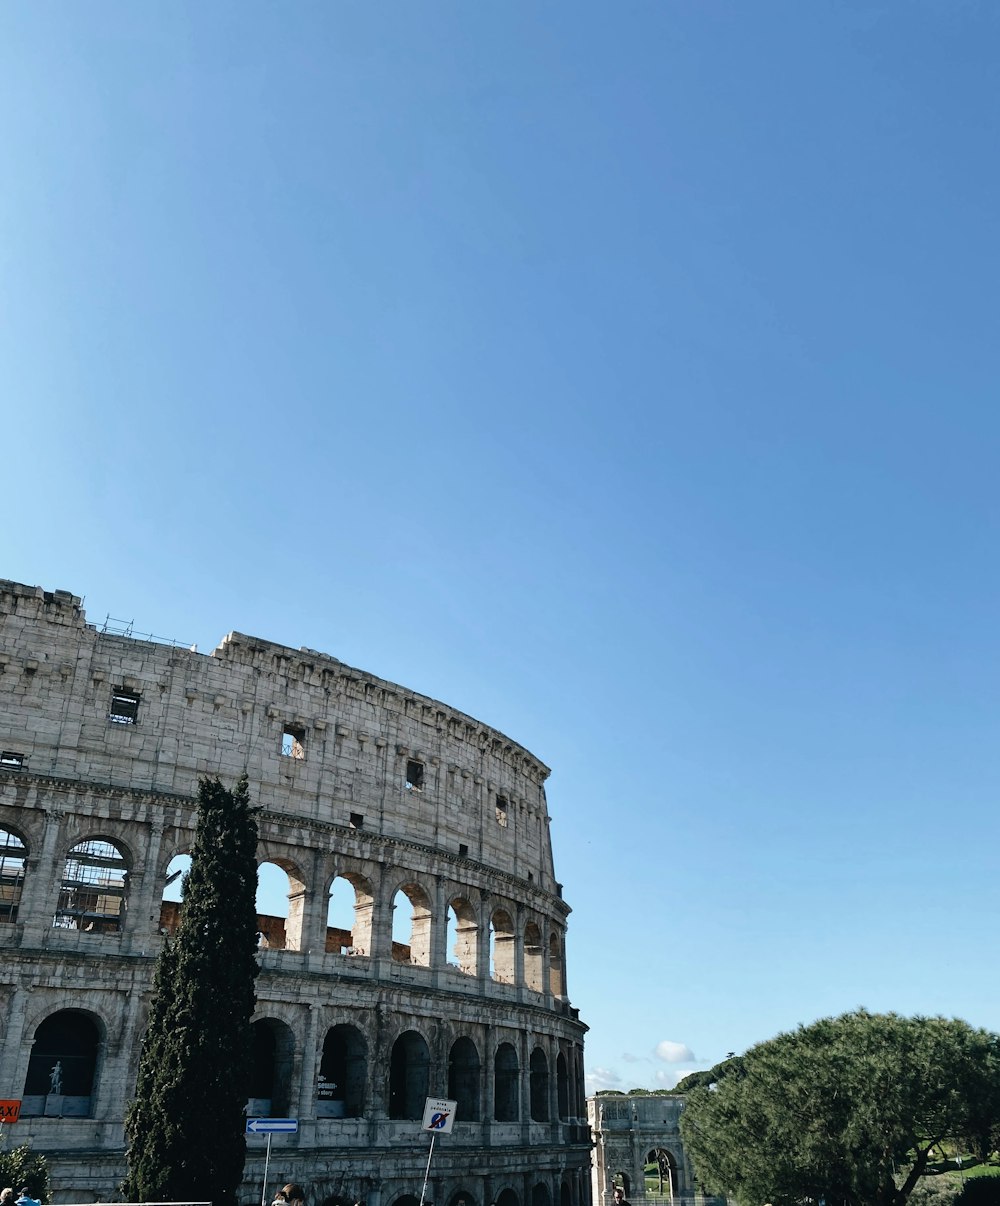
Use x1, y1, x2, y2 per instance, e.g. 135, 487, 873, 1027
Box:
0, 580, 590, 1206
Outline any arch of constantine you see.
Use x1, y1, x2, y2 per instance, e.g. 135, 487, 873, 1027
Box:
0, 580, 590, 1206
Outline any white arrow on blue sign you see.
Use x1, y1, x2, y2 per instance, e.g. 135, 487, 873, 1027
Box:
246, 1118, 298, 1134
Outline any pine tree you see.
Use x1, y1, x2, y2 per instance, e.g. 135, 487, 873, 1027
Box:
125, 775, 259, 1206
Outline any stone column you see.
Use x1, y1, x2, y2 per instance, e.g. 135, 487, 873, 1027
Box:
19, 805, 66, 941
125, 821, 163, 951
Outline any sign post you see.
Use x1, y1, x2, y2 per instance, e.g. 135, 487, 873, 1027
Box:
418, 1097, 457, 1206
246, 1118, 299, 1206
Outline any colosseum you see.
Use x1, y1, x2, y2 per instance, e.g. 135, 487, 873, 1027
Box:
0, 580, 590, 1206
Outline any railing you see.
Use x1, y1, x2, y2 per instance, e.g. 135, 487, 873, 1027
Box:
90, 615, 194, 650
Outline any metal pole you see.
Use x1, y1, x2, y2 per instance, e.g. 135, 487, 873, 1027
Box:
260, 1132, 273, 1206
418, 1132, 437, 1206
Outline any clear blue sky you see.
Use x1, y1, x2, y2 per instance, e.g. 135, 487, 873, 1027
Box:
4, 2, 1000, 1092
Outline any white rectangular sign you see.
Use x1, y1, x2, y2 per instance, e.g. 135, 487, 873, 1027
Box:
421, 1097, 457, 1134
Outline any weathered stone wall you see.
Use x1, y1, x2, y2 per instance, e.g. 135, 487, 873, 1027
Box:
587, 1094, 724, 1206
0, 580, 590, 1206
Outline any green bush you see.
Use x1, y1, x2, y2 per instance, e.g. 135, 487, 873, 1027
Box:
958, 1179, 1000, 1206
0, 1145, 50, 1203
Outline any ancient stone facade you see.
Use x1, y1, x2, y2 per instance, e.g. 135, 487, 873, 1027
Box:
587, 1094, 723, 1206
0, 580, 590, 1206
587, 1095, 691, 1206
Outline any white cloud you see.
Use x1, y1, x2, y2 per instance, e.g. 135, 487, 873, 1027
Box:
620, 1052, 645, 1063
655, 1040, 695, 1063
585, 1066, 623, 1093
654, 1068, 693, 1089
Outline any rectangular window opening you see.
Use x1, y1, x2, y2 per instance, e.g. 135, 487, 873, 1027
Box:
495, 795, 508, 827
109, 688, 140, 725
349, 812, 364, 829
459, 843, 469, 858
281, 725, 306, 759
405, 759, 424, 791
0, 751, 24, 769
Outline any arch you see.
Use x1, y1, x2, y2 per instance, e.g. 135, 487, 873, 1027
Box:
447, 1035, 480, 1122
524, 920, 543, 992
388, 1029, 429, 1119
159, 852, 192, 936
391, 882, 432, 966
556, 1051, 569, 1120
529, 1046, 549, 1121
0, 827, 27, 923
446, 895, 478, 974
54, 837, 128, 933
490, 908, 515, 983
549, 930, 565, 996
449, 1192, 478, 1206
23, 1009, 102, 1116
532, 1186, 552, 1206
497, 1190, 520, 1206
391, 1197, 420, 1206
318, 1023, 367, 1118
257, 858, 307, 951
611, 1174, 632, 1198
248, 1017, 294, 1116
494, 1040, 519, 1122
327, 872, 374, 956
644, 1149, 677, 1199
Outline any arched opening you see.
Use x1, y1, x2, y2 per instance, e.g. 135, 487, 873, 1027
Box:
524, 921, 543, 992
447, 1036, 480, 1122
248, 1017, 294, 1116
391, 882, 432, 966
490, 909, 514, 983
549, 930, 565, 996
446, 896, 478, 974
449, 1191, 477, 1206
326, 873, 373, 956
532, 1186, 552, 1206
0, 827, 27, 923
392, 1197, 420, 1206
54, 838, 128, 933
494, 1041, 519, 1122
23, 1009, 101, 1116
529, 1047, 549, 1121
256, 859, 307, 951
560, 1183, 572, 1206
388, 1030, 429, 1119
318, 1024, 367, 1118
497, 1190, 520, 1206
556, 1051, 569, 1120
611, 1174, 631, 1198
645, 1149, 676, 1201
159, 852, 191, 936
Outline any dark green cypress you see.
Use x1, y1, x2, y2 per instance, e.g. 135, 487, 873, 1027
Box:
124, 775, 259, 1206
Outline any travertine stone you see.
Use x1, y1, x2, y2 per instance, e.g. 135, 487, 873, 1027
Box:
0, 580, 590, 1206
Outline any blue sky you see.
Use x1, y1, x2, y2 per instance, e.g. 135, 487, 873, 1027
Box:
4, 2, 1000, 1092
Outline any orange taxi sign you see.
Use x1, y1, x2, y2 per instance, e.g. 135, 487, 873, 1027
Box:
0, 1100, 21, 1124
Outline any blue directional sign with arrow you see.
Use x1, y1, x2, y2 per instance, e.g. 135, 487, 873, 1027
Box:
246, 1118, 298, 1135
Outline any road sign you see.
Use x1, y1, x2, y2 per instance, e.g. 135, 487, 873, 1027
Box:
246, 1117, 298, 1135
0, 1100, 21, 1124
421, 1097, 457, 1134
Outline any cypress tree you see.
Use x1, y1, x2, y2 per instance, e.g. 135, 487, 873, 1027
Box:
125, 775, 259, 1206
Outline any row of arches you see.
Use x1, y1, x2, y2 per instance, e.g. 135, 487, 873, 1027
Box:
18, 1009, 586, 1126
253, 1018, 581, 1123
0, 826, 566, 993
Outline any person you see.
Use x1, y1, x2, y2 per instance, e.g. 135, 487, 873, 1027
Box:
272, 1192, 286, 1206
281, 1185, 305, 1206
1, 1188, 15, 1206
16, 1188, 40, 1206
